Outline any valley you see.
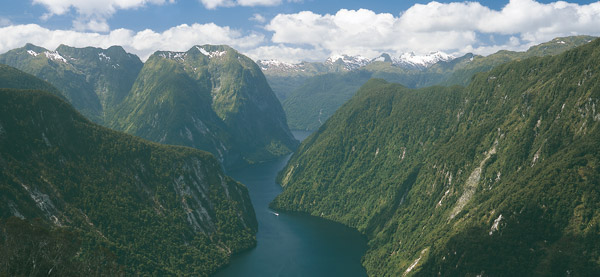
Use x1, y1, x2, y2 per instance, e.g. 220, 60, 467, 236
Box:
1, 2, 600, 274
215, 131, 367, 276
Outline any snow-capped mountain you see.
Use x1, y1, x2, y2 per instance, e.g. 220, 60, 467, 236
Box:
257, 59, 306, 72
393, 51, 454, 68
257, 51, 455, 74
325, 54, 371, 70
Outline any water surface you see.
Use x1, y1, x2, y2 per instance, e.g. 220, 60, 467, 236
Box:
215, 130, 367, 276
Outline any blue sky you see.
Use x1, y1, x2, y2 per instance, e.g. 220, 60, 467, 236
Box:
1, 0, 599, 62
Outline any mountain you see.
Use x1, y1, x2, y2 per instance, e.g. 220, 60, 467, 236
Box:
0, 63, 64, 98
0, 43, 143, 123
258, 51, 453, 101
108, 45, 298, 169
391, 51, 454, 69
259, 51, 454, 76
283, 70, 373, 130
272, 38, 600, 276
54, 45, 144, 116
442, 35, 596, 86
0, 82, 257, 274
325, 54, 372, 70
276, 36, 595, 131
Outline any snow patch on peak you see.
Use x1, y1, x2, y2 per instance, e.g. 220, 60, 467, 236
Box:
27, 50, 39, 57
196, 46, 227, 58
395, 51, 453, 68
158, 51, 187, 61
98, 52, 111, 61
196, 46, 210, 56
326, 54, 370, 70
44, 51, 68, 63
257, 59, 298, 71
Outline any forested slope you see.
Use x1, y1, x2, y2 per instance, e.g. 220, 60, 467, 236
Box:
273, 38, 600, 276
0, 87, 257, 275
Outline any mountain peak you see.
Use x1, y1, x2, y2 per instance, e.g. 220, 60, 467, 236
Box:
155, 50, 187, 61
193, 45, 228, 58
23, 43, 48, 53
394, 51, 454, 68
325, 54, 371, 70
256, 59, 297, 71
258, 51, 456, 75
372, 53, 393, 63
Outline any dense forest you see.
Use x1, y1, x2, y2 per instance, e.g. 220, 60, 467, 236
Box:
0, 81, 257, 275
273, 38, 600, 275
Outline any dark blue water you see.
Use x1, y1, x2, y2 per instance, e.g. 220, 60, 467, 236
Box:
215, 131, 367, 277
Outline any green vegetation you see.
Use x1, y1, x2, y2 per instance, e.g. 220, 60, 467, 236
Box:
0, 217, 123, 276
55, 45, 144, 116
265, 75, 309, 101
0, 87, 257, 275
0, 44, 298, 169
273, 38, 600, 276
441, 35, 597, 86
0, 43, 143, 123
262, 60, 360, 101
0, 63, 65, 99
277, 35, 595, 131
108, 45, 298, 169
283, 70, 372, 130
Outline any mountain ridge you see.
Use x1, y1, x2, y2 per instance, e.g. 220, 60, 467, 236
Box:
0, 43, 143, 123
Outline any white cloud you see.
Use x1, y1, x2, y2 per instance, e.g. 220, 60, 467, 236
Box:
4, 0, 599, 63
250, 13, 267, 23
73, 18, 110, 32
238, 0, 281, 6
264, 0, 600, 60
33, 0, 174, 31
0, 23, 264, 61
33, 0, 173, 16
245, 44, 327, 63
200, 0, 235, 9
200, 0, 281, 9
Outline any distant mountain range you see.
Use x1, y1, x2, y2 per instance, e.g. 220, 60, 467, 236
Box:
257, 51, 454, 75
262, 36, 596, 131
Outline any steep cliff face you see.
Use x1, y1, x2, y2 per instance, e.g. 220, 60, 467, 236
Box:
0, 44, 143, 123
273, 39, 600, 275
0, 87, 256, 275
109, 45, 298, 169
54, 45, 143, 114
